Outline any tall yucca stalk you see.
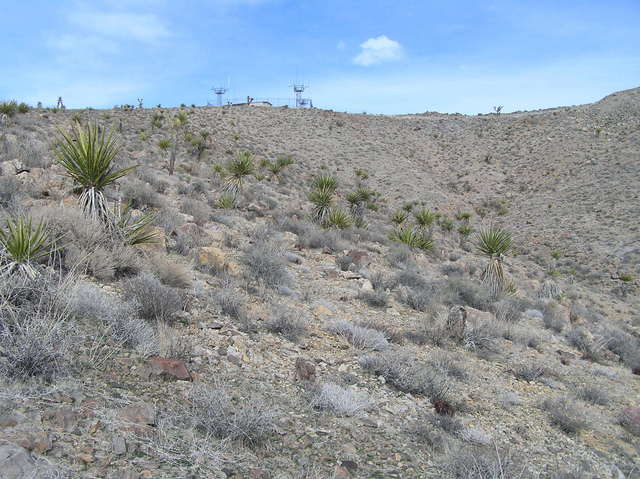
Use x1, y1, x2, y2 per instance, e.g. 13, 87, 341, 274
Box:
476, 227, 512, 298
0, 217, 57, 279
223, 152, 255, 196
56, 123, 135, 221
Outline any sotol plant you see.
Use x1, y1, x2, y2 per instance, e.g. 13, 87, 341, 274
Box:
476, 226, 512, 298
56, 123, 135, 221
389, 227, 434, 251
0, 217, 58, 279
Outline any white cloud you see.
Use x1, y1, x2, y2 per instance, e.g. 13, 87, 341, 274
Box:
353, 35, 404, 66
68, 11, 170, 43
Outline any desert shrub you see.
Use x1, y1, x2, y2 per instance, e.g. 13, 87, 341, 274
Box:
428, 352, 469, 381
0, 273, 73, 381
565, 327, 601, 360
576, 385, 609, 406
69, 282, 157, 355
309, 382, 370, 417
394, 269, 428, 289
491, 297, 526, 323
428, 412, 464, 435
441, 263, 465, 277
216, 192, 236, 209
360, 351, 450, 401
541, 397, 589, 434
369, 271, 390, 291
181, 198, 210, 225
399, 283, 438, 312
330, 319, 388, 350
148, 256, 191, 288
358, 289, 389, 309
513, 363, 546, 381
0, 100, 18, 117
538, 279, 562, 300
387, 244, 416, 269
463, 321, 500, 351
171, 229, 207, 256
188, 384, 276, 446
0, 176, 21, 208
619, 407, 640, 436
336, 254, 356, 271
156, 321, 192, 360
212, 288, 246, 321
597, 325, 640, 371
122, 273, 182, 322
357, 319, 404, 344
241, 242, 291, 289
543, 302, 566, 332
441, 278, 492, 311
265, 305, 308, 341
442, 447, 527, 479
120, 180, 164, 209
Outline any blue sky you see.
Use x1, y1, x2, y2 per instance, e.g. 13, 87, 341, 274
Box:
2, 0, 639, 114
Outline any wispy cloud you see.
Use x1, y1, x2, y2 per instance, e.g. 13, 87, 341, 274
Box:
68, 11, 170, 43
353, 35, 404, 66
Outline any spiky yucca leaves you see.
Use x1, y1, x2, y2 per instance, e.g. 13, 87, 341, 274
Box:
389, 227, 433, 251
476, 227, 512, 298
0, 217, 57, 279
414, 209, 436, 230
324, 209, 352, 229
114, 203, 158, 246
347, 187, 373, 223
223, 152, 255, 196
308, 188, 334, 224
311, 174, 338, 194
217, 193, 236, 209
56, 123, 134, 221
391, 210, 408, 225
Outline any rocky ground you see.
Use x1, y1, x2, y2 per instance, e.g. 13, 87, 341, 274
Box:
0, 89, 638, 478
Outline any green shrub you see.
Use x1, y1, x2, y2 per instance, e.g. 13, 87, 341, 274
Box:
324, 209, 352, 229
55, 123, 135, 221
216, 193, 236, 209
389, 227, 433, 251
0, 217, 57, 279
0, 100, 18, 117
158, 138, 171, 150
414, 209, 436, 229
224, 152, 254, 195
476, 226, 511, 298
311, 174, 337, 193
391, 210, 408, 225
17, 102, 30, 113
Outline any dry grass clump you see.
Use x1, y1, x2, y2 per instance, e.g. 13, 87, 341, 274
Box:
68, 282, 157, 356
122, 272, 183, 323
0, 272, 74, 381
542, 302, 567, 332
147, 255, 192, 288
441, 446, 528, 479
359, 350, 450, 402
181, 198, 210, 225
0, 176, 21, 208
241, 242, 291, 290
265, 305, 308, 341
330, 319, 389, 350
188, 384, 277, 446
357, 288, 389, 309
541, 396, 589, 434
575, 385, 609, 406
309, 382, 370, 417
441, 278, 493, 312
120, 179, 165, 209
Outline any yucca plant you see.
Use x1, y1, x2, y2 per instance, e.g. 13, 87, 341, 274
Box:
347, 187, 373, 220
389, 227, 433, 251
414, 209, 436, 230
0, 100, 18, 117
158, 138, 171, 150
308, 188, 334, 224
311, 174, 338, 194
391, 210, 408, 225
0, 217, 58, 279
324, 209, 352, 229
113, 203, 158, 246
476, 226, 512, 298
223, 152, 255, 195
56, 123, 135, 222
217, 193, 236, 209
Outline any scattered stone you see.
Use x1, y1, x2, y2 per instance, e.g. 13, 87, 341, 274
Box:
43, 407, 78, 433
118, 402, 156, 426
144, 357, 192, 381
112, 434, 127, 455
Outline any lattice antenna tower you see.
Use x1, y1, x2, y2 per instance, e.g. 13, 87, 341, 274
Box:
213, 87, 227, 106
291, 82, 308, 108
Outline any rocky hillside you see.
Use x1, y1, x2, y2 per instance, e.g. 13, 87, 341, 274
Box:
0, 89, 638, 478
